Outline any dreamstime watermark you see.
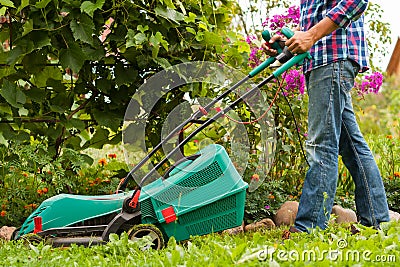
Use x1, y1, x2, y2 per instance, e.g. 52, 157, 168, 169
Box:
257, 239, 397, 263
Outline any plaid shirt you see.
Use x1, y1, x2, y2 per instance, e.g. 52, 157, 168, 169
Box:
300, 0, 369, 73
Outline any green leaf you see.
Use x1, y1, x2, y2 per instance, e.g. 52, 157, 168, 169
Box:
203, 31, 223, 46
24, 87, 47, 103
17, 0, 29, 13
134, 32, 147, 45
155, 6, 184, 24
153, 57, 171, 69
59, 44, 87, 73
22, 19, 33, 36
26, 31, 51, 49
184, 12, 196, 23
0, 0, 15, 8
163, 0, 176, 9
236, 40, 250, 53
65, 118, 86, 131
125, 29, 136, 48
84, 127, 110, 149
81, 0, 105, 18
114, 64, 138, 86
82, 46, 106, 61
93, 109, 122, 132
32, 66, 62, 88
0, 65, 16, 79
137, 25, 149, 33
35, 0, 51, 9
0, 80, 26, 108
70, 14, 95, 45
0, 103, 12, 115
186, 27, 196, 35
49, 93, 73, 113
0, 6, 6, 16
149, 32, 168, 58
22, 50, 47, 74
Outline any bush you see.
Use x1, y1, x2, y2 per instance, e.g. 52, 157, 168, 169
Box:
0, 143, 128, 226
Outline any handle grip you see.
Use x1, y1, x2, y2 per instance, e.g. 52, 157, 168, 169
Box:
249, 27, 311, 78
261, 27, 295, 52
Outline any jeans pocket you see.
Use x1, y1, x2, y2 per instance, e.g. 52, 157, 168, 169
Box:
340, 60, 357, 94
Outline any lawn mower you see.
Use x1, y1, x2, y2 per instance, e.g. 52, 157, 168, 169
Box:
12, 28, 310, 249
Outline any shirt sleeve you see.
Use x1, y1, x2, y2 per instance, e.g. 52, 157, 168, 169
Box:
326, 0, 369, 28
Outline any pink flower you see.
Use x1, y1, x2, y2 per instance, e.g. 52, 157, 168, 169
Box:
283, 69, 305, 97
355, 72, 383, 95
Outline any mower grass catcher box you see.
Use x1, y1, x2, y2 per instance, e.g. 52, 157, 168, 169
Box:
139, 144, 248, 241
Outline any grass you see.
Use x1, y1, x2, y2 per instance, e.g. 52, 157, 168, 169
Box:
1, 221, 399, 266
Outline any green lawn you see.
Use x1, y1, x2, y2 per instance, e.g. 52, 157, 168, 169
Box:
1, 221, 399, 266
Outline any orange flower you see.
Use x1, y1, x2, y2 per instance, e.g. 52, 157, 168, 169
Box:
0, 210, 6, 217
22, 172, 28, 177
42, 188, 48, 194
394, 172, 400, 178
24, 204, 38, 209
98, 158, 107, 166
37, 189, 43, 195
108, 153, 117, 159
386, 135, 393, 139
251, 174, 260, 181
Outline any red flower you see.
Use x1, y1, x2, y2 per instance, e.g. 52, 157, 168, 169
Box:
108, 153, 117, 159
0, 210, 6, 217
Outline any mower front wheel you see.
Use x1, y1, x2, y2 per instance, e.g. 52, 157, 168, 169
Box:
127, 224, 164, 250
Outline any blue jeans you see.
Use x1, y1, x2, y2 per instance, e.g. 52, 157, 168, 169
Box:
294, 60, 390, 232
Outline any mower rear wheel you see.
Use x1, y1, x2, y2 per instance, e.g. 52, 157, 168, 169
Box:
19, 233, 44, 246
127, 224, 164, 250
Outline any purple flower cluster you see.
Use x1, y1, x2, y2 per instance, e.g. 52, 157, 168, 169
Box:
248, 47, 264, 68
262, 5, 300, 31
283, 69, 305, 97
355, 72, 384, 95
245, 35, 257, 45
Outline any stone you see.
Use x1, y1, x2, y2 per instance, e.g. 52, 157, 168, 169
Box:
331, 205, 357, 224
0, 226, 16, 241
273, 201, 299, 227
244, 218, 275, 232
222, 221, 244, 235
389, 210, 400, 221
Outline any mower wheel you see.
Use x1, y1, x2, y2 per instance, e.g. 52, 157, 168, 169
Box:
19, 233, 44, 246
127, 224, 164, 250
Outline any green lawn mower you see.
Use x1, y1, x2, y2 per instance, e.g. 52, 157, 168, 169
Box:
12, 28, 310, 249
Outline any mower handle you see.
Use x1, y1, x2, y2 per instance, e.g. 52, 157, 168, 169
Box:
162, 154, 201, 180
249, 27, 311, 77
120, 27, 310, 192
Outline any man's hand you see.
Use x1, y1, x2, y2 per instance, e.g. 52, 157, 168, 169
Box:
261, 35, 285, 56
285, 17, 339, 54
285, 30, 315, 54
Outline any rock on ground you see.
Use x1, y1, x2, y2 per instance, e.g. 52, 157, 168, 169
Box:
331, 205, 357, 224
0, 226, 16, 241
244, 218, 275, 232
389, 210, 400, 221
273, 201, 299, 227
